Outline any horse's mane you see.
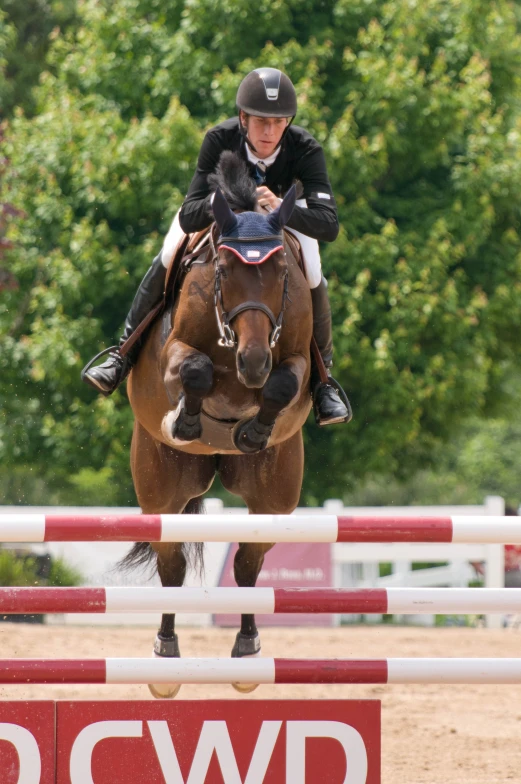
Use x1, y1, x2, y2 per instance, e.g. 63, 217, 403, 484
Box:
208, 151, 257, 211
208, 150, 305, 211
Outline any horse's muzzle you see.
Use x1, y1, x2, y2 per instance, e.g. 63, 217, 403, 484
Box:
237, 347, 272, 388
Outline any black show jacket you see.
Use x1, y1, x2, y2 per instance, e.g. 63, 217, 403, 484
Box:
179, 117, 339, 242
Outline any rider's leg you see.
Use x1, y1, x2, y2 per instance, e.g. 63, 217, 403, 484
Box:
310, 276, 352, 425
287, 230, 352, 426
82, 253, 167, 395
82, 212, 185, 396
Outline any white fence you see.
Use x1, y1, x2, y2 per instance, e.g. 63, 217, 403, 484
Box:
0, 496, 507, 629
325, 496, 505, 629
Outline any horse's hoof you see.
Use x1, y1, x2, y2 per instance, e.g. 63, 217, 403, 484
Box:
161, 400, 201, 445
233, 418, 273, 454
148, 681, 182, 699
231, 631, 261, 693
232, 680, 260, 694
148, 634, 182, 700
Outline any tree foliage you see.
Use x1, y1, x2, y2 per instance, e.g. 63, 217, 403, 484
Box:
1, 0, 78, 117
2, 0, 521, 505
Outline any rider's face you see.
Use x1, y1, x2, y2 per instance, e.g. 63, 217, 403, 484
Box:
240, 112, 289, 158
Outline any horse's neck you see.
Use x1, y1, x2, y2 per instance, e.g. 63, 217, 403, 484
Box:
171, 259, 220, 347
283, 231, 304, 275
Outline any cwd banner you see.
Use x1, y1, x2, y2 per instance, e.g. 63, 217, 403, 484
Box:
214, 543, 334, 627
57, 700, 380, 783
0, 699, 380, 783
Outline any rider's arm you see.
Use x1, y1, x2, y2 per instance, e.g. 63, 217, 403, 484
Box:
179, 131, 221, 234
285, 144, 339, 242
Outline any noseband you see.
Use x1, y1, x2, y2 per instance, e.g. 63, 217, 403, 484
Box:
210, 228, 289, 350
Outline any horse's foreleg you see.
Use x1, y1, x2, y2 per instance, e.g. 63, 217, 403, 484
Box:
234, 356, 306, 453
161, 340, 214, 444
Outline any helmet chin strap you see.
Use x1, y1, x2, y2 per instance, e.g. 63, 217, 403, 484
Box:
240, 121, 259, 155
239, 116, 295, 157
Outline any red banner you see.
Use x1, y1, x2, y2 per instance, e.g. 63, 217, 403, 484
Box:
56, 699, 380, 783
0, 701, 55, 784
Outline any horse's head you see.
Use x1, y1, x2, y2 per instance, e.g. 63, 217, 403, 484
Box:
212, 185, 296, 388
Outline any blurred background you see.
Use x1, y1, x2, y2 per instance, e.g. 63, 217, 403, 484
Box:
2, 0, 521, 510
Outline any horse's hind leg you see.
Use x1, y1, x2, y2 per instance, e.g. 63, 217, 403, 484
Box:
148, 541, 187, 699
228, 540, 273, 693
219, 431, 304, 692
130, 421, 215, 698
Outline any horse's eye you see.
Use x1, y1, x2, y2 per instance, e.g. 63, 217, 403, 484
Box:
219, 266, 228, 279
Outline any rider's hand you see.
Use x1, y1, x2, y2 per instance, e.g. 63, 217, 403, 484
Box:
256, 186, 282, 212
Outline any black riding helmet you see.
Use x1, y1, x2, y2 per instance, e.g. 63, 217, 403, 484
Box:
236, 68, 297, 118
236, 68, 297, 153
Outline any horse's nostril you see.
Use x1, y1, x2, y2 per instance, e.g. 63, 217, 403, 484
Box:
264, 353, 271, 371
237, 353, 246, 373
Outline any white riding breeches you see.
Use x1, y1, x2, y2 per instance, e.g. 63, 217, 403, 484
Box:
285, 197, 323, 288
159, 200, 323, 289
160, 209, 184, 268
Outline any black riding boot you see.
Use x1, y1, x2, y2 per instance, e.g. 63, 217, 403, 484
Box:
81, 254, 166, 395
310, 277, 352, 426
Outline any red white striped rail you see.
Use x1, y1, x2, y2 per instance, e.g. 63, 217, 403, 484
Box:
1, 587, 520, 615
0, 658, 520, 684
0, 513, 520, 543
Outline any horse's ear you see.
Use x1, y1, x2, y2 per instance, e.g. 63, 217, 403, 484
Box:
212, 187, 238, 235
267, 184, 297, 232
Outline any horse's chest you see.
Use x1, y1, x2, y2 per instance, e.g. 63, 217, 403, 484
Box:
203, 370, 260, 422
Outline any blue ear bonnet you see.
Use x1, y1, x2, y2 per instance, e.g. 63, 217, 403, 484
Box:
218, 211, 284, 265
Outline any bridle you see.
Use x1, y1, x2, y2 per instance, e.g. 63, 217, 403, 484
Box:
209, 227, 290, 350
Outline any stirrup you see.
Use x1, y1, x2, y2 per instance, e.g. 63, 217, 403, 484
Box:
314, 374, 353, 426
327, 375, 352, 419
80, 345, 120, 380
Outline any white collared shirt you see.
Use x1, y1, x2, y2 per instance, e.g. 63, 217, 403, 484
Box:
245, 145, 281, 168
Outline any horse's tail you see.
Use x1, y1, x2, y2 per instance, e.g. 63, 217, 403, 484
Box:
117, 497, 206, 578
182, 497, 206, 578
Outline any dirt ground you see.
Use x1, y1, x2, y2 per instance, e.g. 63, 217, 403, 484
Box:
0, 623, 520, 783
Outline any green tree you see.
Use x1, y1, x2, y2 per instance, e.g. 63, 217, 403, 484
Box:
0, 10, 16, 113
2, 0, 521, 505
1, 87, 201, 501
1, 0, 78, 117
338, 408, 521, 511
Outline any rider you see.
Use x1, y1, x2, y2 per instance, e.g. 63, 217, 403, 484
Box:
83, 67, 350, 426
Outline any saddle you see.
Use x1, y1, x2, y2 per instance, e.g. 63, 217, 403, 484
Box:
118, 227, 213, 358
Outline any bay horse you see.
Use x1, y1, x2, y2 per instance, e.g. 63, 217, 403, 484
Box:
126, 153, 312, 697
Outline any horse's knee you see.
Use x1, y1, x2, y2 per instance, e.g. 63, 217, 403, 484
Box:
180, 353, 213, 398
263, 366, 299, 410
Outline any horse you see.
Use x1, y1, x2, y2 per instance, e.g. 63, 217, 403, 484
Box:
125, 152, 313, 697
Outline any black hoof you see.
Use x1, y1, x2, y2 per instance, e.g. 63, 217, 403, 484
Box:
172, 397, 202, 442
154, 633, 181, 658
231, 631, 261, 658
150, 634, 182, 699
234, 417, 273, 454
231, 632, 261, 693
